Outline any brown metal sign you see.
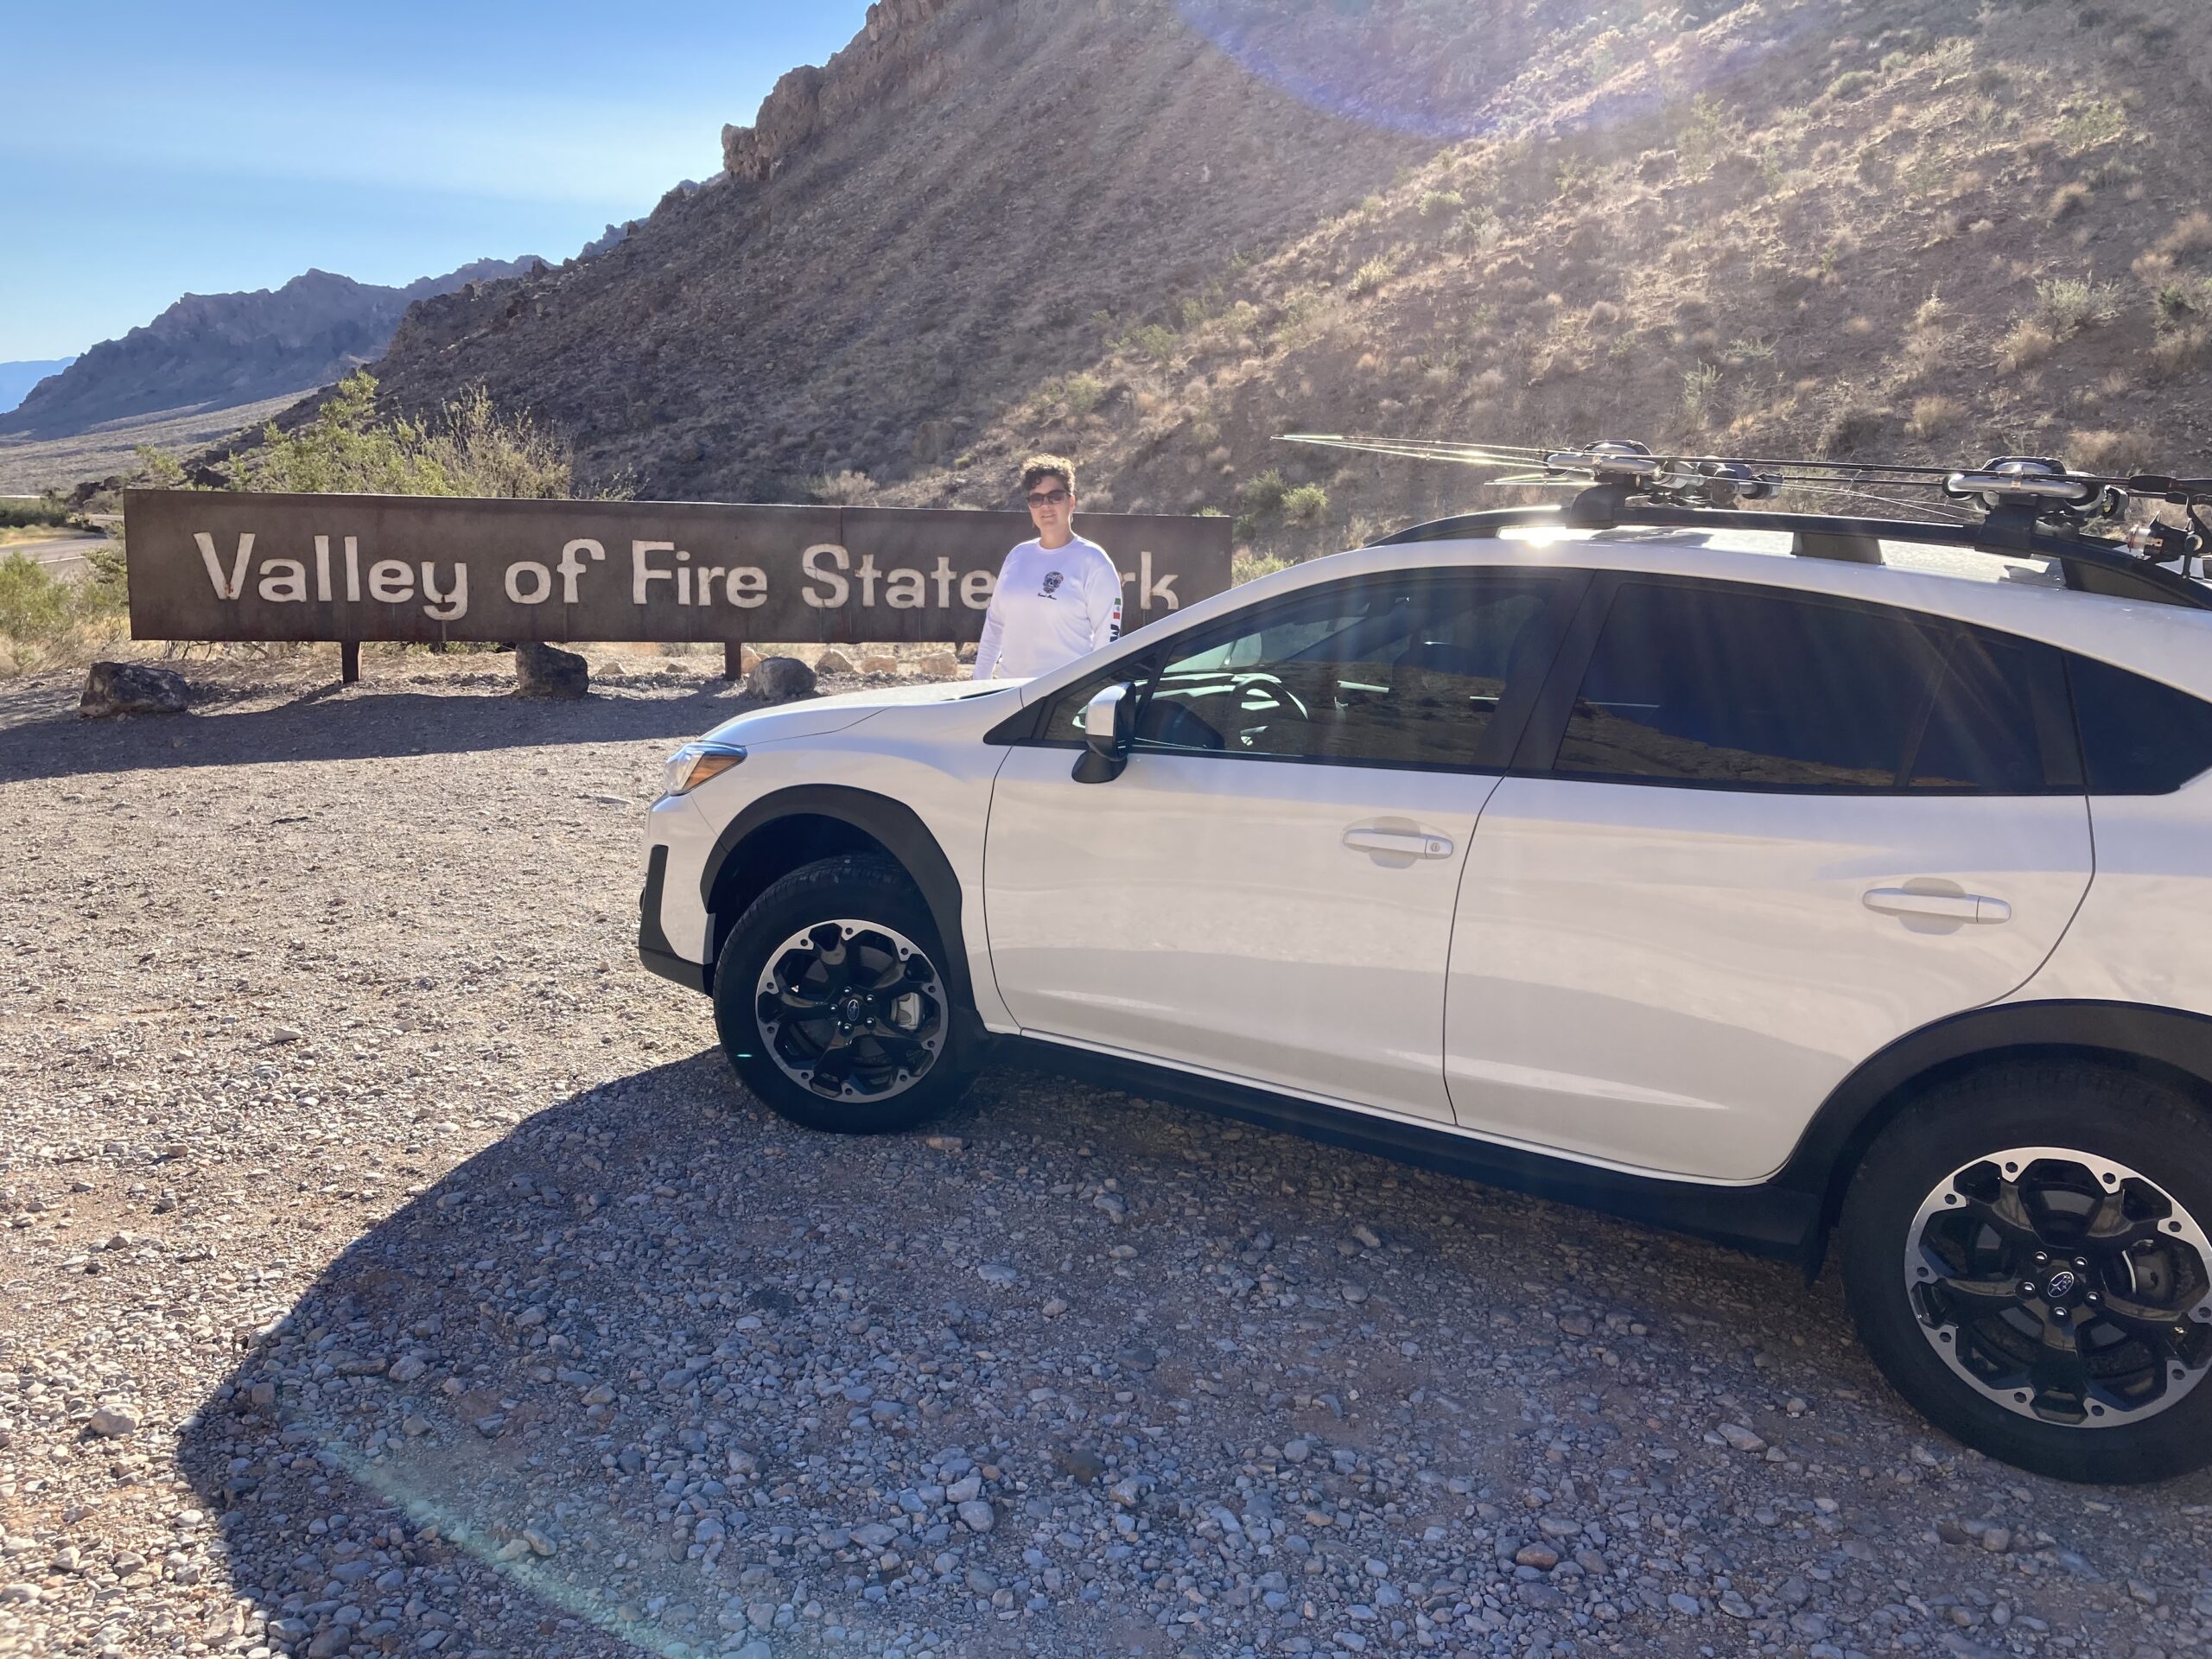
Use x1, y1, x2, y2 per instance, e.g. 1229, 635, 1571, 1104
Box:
122, 491, 1234, 645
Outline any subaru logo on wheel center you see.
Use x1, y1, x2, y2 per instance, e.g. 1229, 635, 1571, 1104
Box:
2047, 1269, 2078, 1299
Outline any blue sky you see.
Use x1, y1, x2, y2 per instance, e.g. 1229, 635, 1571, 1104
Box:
0, 1, 873, 360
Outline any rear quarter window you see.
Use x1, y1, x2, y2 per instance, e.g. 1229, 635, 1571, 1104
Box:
2067, 654, 2212, 795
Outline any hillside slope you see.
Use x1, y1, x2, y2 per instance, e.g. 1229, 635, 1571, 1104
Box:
363, 0, 2212, 551
1, 258, 537, 441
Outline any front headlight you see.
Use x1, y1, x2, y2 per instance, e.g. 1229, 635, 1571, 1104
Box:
661, 741, 747, 798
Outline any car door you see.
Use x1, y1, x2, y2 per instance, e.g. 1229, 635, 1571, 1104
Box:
985, 566, 1581, 1122
1446, 575, 2094, 1180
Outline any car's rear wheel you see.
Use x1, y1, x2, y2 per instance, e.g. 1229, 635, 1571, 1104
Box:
1840, 1060, 2212, 1482
712, 855, 976, 1134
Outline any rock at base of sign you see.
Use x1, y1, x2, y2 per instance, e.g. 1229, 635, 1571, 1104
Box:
514, 642, 589, 699
813, 648, 855, 677
918, 651, 961, 679
746, 656, 817, 703
957, 642, 979, 664
79, 661, 188, 718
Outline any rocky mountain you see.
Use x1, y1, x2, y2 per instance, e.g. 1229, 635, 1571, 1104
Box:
359, 0, 2212, 546
0, 258, 538, 440
0, 359, 75, 417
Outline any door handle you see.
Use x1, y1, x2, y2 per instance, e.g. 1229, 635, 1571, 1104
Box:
1344, 829, 1454, 859
1863, 887, 2012, 925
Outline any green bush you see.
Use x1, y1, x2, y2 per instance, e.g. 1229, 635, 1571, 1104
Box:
1236, 469, 1288, 514
0, 496, 73, 530
2035, 275, 2124, 334
1420, 189, 1466, 222
1119, 323, 1179, 363
1349, 255, 1398, 299
807, 469, 876, 505
1826, 70, 1876, 100
1281, 484, 1329, 525
226, 372, 619, 499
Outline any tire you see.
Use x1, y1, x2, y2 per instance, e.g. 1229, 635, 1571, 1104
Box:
711, 855, 977, 1135
1839, 1059, 2212, 1483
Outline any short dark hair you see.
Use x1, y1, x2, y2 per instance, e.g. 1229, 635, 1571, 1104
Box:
1020, 454, 1076, 495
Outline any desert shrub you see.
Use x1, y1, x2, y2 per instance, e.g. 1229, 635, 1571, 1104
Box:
1236, 470, 1288, 515
0, 551, 122, 674
1681, 363, 1722, 423
1821, 404, 1888, 454
1120, 322, 1179, 362
1348, 254, 1400, 299
2151, 327, 2209, 380
1052, 372, 1106, 416
2035, 276, 2124, 334
2068, 429, 2155, 476
1826, 70, 1876, 101
1999, 320, 2057, 372
2056, 99, 2128, 154
2162, 211, 2212, 257
807, 469, 876, 505
1232, 550, 1292, 585
2048, 181, 2094, 222
1281, 485, 1329, 527
1906, 395, 1961, 438
228, 372, 616, 499
1420, 189, 1465, 222
0, 496, 74, 530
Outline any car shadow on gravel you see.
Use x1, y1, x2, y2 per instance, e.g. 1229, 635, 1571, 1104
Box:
178, 1050, 2212, 1659
0, 684, 756, 783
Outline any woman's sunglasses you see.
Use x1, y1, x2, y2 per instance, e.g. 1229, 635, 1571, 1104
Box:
1025, 487, 1072, 507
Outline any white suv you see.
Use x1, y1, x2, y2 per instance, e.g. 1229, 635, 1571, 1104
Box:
639, 501, 2212, 1484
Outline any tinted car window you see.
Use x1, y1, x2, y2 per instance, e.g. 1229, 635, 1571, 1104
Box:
2068, 654, 2212, 794
1132, 574, 1560, 768
1907, 631, 2048, 792
1559, 583, 1955, 789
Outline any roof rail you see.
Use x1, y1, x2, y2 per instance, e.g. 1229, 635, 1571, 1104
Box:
1286, 435, 2212, 612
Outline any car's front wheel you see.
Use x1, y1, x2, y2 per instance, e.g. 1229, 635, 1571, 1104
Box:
1840, 1061, 2212, 1483
712, 855, 976, 1135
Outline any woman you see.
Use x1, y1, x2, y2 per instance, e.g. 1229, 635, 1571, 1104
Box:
972, 454, 1123, 679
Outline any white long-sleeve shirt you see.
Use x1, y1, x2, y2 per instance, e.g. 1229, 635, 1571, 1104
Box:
972, 535, 1122, 680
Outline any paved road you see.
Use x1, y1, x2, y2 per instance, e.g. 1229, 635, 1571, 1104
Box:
3, 531, 111, 580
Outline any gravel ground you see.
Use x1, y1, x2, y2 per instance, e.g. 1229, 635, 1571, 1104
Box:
4, 654, 2212, 1659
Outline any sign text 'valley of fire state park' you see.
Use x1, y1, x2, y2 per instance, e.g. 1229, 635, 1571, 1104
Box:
123, 492, 1234, 645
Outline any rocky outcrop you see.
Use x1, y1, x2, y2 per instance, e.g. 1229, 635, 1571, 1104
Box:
721, 0, 968, 181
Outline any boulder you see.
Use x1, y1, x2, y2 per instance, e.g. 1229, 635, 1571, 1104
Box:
515, 642, 589, 698
918, 651, 961, 679
79, 661, 188, 718
859, 652, 899, 676
812, 648, 855, 677
745, 656, 817, 704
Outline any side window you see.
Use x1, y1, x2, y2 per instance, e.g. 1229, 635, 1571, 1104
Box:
1040, 658, 1151, 744
2068, 654, 2212, 794
1907, 631, 2048, 792
1556, 583, 1954, 789
1134, 573, 1560, 768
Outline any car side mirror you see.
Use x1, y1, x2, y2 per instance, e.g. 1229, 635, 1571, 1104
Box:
1071, 683, 1135, 784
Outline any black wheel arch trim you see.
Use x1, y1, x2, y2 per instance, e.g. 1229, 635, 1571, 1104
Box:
1778, 999, 2212, 1250
695, 785, 975, 1008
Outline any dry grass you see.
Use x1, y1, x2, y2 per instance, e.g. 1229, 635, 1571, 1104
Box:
1906, 396, 1961, 438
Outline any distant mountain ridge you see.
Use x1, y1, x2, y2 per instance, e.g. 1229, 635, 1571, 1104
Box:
0, 359, 75, 417
0, 258, 538, 440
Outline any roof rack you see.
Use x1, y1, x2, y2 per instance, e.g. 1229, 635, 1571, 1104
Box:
1277, 435, 2212, 613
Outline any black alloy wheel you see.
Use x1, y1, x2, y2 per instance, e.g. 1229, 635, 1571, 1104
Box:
1841, 1060, 2212, 1483
754, 919, 946, 1103
1904, 1146, 2212, 1427
713, 855, 977, 1135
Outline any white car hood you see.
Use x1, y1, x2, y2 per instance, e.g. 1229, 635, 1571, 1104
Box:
702, 677, 1020, 744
